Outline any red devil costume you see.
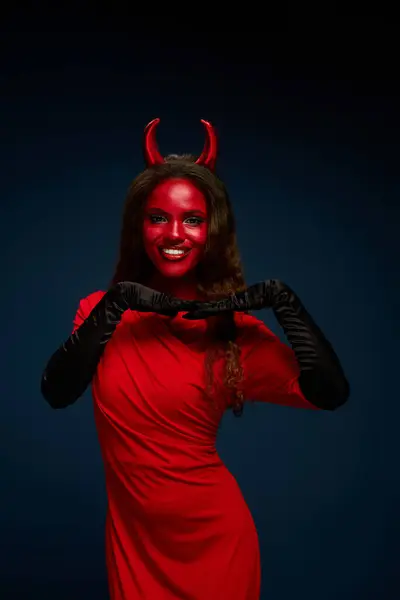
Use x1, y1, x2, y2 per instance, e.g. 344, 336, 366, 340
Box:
41, 119, 349, 599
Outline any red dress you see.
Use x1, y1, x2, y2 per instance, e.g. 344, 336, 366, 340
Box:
73, 291, 317, 600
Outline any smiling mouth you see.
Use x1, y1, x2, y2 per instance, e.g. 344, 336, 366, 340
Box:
158, 247, 192, 261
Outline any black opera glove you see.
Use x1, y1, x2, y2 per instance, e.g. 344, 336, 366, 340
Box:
184, 280, 350, 410
182, 280, 288, 315
41, 282, 200, 409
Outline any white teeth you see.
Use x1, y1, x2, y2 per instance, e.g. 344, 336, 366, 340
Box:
161, 248, 186, 255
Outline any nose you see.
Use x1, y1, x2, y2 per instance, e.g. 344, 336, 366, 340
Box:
165, 220, 185, 243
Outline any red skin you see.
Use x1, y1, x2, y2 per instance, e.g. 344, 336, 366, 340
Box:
143, 178, 208, 299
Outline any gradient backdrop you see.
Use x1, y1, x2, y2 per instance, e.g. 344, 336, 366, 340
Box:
2, 31, 399, 600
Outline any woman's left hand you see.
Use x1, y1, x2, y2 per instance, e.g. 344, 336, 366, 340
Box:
183, 280, 294, 319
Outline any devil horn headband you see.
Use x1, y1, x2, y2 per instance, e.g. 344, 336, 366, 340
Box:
143, 118, 217, 171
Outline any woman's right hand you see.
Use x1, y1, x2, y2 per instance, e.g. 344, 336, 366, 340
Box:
112, 281, 200, 316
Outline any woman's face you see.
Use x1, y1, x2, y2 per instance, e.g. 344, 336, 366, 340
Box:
142, 178, 208, 279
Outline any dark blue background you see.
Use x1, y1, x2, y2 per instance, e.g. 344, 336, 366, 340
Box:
2, 30, 399, 599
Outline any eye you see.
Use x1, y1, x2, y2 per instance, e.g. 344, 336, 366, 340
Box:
149, 215, 167, 224
184, 217, 204, 226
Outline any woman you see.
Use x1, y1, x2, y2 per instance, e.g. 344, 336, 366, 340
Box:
41, 119, 349, 599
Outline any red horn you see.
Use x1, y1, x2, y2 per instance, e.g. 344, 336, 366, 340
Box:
195, 119, 217, 171
143, 118, 165, 166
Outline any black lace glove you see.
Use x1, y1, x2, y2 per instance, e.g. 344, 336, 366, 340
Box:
183, 280, 350, 410
41, 282, 200, 409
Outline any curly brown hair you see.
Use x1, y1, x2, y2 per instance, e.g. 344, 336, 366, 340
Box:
111, 155, 246, 416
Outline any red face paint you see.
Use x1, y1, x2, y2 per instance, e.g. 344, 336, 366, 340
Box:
143, 178, 208, 280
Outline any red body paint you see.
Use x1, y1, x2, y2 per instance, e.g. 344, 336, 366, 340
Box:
143, 178, 208, 289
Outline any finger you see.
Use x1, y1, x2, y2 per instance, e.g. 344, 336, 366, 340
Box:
171, 299, 211, 312
182, 313, 203, 320
180, 301, 226, 315
182, 310, 220, 320
183, 298, 235, 316
157, 301, 187, 313
158, 309, 178, 317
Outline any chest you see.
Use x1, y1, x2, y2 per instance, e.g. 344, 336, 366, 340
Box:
92, 312, 225, 427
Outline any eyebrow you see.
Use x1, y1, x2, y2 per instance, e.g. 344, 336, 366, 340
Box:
146, 207, 206, 217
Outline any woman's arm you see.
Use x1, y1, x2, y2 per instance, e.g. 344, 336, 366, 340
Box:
239, 316, 321, 410
40, 282, 199, 410
41, 289, 122, 409
186, 280, 350, 411
269, 282, 349, 410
